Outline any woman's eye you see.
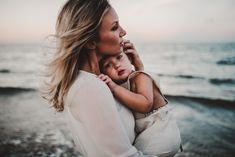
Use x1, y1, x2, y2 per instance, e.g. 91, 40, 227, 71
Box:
111, 25, 118, 31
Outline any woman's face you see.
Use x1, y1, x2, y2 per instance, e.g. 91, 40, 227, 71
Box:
96, 7, 126, 56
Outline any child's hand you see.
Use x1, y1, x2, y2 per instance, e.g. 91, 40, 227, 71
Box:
123, 40, 144, 71
98, 74, 118, 92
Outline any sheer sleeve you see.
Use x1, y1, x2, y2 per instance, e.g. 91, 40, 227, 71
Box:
68, 77, 157, 157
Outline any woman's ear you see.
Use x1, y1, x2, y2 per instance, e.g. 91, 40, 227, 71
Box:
85, 41, 97, 50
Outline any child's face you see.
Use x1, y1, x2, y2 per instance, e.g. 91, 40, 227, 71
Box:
101, 52, 133, 83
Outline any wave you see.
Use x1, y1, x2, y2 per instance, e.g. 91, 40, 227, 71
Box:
209, 78, 235, 85
217, 57, 235, 65
165, 94, 235, 108
0, 87, 36, 95
158, 73, 203, 79
158, 73, 235, 86
177, 75, 203, 79
0, 69, 10, 73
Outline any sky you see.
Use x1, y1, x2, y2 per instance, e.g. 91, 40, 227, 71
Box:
0, 0, 235, 43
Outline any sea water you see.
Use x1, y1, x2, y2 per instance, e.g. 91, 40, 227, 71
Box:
0, 42, 234, 156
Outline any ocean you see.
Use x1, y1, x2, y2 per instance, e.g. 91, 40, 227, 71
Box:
0, 43, 235, 157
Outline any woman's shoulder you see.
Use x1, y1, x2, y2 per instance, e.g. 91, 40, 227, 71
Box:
66, 71, 112, 105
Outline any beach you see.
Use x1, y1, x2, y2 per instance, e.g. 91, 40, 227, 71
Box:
1, 89, 234, 157
0, 89, 79, 157
0, 43, 235, 157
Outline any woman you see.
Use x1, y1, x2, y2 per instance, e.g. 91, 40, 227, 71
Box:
43, 0, 157, 156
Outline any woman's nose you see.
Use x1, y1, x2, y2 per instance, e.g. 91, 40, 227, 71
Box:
120, 26, 126, 37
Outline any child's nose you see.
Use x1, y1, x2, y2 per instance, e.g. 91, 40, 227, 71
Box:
114, 62, 121, 69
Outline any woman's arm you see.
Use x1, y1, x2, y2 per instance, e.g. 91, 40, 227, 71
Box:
69, 77, 156, 157
99, 73, 154, 113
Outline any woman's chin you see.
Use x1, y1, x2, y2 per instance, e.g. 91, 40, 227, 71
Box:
114, 46, 123, 55
114, 48, 123, 54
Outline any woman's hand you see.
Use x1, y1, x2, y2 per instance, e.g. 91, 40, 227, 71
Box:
98, 74, 118, 93
123, 40, 144, 71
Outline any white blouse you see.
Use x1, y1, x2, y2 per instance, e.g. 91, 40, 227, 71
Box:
64, 70, 156, 157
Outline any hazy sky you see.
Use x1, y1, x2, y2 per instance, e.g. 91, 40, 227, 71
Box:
0, 0, 235, 43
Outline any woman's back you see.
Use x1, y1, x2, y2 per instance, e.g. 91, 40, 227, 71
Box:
64, 70, 136, 156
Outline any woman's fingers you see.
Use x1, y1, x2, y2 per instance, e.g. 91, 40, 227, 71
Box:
124, 48, 144, 70
123, 41, 135, 50
124, 49, 135, 54
122, 39, 140, 60
124, 49, 140, 59
123, 39, 130, 44
122, 39, 144, 70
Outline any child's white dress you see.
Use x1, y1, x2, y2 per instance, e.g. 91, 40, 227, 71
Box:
126, 71, 181, 157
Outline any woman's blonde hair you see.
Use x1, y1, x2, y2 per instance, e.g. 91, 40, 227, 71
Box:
42, 0, 110, 112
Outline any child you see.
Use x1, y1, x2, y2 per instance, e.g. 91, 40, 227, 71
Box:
98, 40, 181, 157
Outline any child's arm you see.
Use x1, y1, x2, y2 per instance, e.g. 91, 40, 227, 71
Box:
99, 73, 153, 114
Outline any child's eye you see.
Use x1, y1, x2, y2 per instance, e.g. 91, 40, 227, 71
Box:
117, 54, 123, 60
105, 63, 113, 69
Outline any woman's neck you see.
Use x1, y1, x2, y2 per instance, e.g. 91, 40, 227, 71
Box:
79, 50, 101, 75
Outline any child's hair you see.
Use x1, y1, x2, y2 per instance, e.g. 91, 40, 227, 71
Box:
99, 55, 109, 74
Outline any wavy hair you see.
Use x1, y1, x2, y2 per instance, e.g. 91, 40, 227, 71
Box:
42, 0, 110, 112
